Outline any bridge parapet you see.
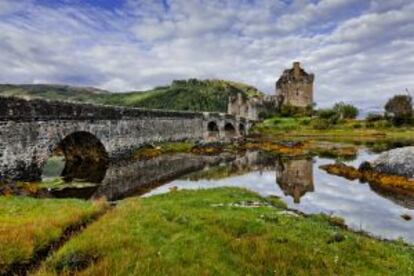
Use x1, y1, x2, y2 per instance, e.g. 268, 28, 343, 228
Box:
0, 96, 204, 122
0, 96, 252, 181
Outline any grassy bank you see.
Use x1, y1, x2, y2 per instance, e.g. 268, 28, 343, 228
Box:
39, 188, 414, 275
0, 196, 108, 273
255, 116, 414, 141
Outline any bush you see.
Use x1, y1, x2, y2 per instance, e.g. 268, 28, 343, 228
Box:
317, 108, 340, 124
365, 122, 375, 128
333, 102, 359, 119
366, 113, 384, 122
280, 105, 312, 117
317, 108, 337, 119
271, 119, 281, 126
374, 120, 393, 128
299, 118, 311, 125
352, 123, 362, 129
385, 95, 413, 126
312, 118, 330, 130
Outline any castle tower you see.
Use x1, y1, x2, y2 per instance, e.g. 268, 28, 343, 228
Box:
276, 62, 314, 109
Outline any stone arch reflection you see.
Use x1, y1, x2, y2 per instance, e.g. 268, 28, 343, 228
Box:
44, 131, 108, 184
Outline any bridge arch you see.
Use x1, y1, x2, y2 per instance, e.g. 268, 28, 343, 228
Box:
207, 121, 220, 138
239, 123, 246, 135
43, 131, 108, 183
224, 122, 237, 138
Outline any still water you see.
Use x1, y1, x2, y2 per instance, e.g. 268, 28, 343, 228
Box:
40, 149, 414, 243
145, 151, 414, 243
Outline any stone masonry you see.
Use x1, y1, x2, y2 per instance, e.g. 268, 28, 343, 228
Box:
276, 62, 314, 108
0, 97, 251, 181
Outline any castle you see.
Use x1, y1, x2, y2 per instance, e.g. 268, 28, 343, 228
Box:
276, 62, 314, 109
227, 62, 314, 120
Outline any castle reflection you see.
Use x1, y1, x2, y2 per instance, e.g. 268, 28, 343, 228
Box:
275, 158, 314, 203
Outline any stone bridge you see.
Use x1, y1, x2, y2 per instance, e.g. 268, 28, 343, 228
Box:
0, 97, 253, 181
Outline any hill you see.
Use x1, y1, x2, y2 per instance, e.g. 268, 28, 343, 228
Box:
0, 79, 264, 113
0, 84, 109, 103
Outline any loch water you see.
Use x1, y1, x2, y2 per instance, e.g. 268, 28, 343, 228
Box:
33, 145, 414, 243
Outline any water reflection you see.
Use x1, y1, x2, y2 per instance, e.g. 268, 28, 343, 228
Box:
145, 150, 414, 243
46, 153, 234, 201
276, 158, 314, 203
29, 147, 414, 243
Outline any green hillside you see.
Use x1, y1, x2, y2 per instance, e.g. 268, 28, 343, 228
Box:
0, 79, 264, 113
0, 84, 109, 103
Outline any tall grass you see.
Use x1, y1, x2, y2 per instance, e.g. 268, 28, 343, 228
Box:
0, 197, 108, 273
39, 188, 414, 275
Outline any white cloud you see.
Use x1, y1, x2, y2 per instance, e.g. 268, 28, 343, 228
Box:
0, 0, 413, 109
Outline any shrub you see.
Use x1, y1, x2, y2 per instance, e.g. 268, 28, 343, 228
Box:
333, 102, 359, 119
299, 118, 311, 125
366, 113, 384, 122
317, 108, 340, 125
374, 120, 393, 129
312, 118, 330, 130
352, 123, 362, 129
365, 122, 375, 128
280, 105, 312, 117
385, 95, 413, 126
271, 119, 281, 126
317, 108, 337, 119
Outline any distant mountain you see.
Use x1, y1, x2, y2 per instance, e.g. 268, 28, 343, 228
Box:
0, 79, 264, 113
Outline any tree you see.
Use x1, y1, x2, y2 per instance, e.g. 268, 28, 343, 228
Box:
384, 95, 413, 125
333, 102, 359, 119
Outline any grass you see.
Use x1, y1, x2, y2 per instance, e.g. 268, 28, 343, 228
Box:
255, 116, 414, 143
259, 116, 312, 131
38, 187, 414, 275
0, 196, 108, 273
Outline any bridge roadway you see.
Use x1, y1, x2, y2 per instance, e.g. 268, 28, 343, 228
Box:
0, 96, 253, 181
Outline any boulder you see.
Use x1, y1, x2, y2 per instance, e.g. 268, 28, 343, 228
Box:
370, 147, 414, 178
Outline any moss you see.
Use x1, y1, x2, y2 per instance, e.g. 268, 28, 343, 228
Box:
38, 188, 414, 275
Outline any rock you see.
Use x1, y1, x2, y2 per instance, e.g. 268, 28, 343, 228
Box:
370, 147, 414, 178
358, 161, 372, 172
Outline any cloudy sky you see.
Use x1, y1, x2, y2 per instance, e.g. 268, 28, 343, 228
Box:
1, 0, 413, 108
